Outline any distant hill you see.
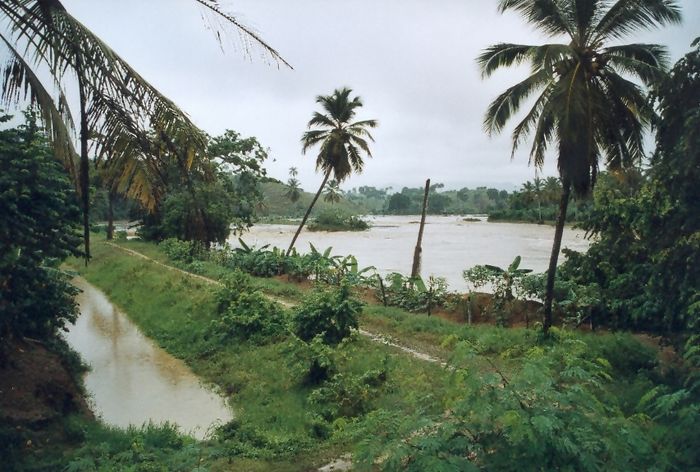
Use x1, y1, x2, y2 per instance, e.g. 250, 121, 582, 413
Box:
257, 181, 368, 218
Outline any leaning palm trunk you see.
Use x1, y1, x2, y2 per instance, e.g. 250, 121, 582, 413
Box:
286, 169, 331, 256
106, 191, 115, 240
77, 59, 90, 263
542, 180, 571, 334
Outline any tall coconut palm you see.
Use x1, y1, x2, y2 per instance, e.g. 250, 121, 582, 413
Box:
0, 0, 289, 258
479, 0, 681, 334
286, 87, 377, 255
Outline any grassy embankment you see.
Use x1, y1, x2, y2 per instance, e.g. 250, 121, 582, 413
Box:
62, 236, 451, 470
53, 235, 668, 470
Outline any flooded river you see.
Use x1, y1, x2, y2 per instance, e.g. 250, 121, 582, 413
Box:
230, 215, 590, 291
63, 278, 233, 439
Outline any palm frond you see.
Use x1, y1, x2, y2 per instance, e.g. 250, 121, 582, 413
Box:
307, 111, 336, 129
193, 0, 292, 69
498, 0, 576, 37
592, 0, 681, 42
349, 134, 373, 157
477, 43, 536, 78
0, 31, 79, 185
603, 43, 669, 85
484, 69, 550, 135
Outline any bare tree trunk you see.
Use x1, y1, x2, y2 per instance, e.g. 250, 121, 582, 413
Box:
411, 179, 430, 278
106, 191, 115, 240
542, 181, 571, 335
286, 169, 331, 257
77, 61, 90, 265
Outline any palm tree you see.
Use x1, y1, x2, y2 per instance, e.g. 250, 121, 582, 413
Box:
323, 179, 342, 203
0, 0, 289, 258
479, 0, 681, 334
533, 175, 543, 222
285, 167, 302, 203
286, 87, 377, 255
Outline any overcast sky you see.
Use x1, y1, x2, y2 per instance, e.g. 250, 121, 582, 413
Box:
64, 0, 699, 192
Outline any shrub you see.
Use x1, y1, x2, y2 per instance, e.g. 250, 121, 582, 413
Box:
160, 238, 205, 264
308, 368, 387, 421
379, 273, 448, 314
358, 337, 656, 471
210, 271, 287, 344
463, 256, 532, 326
287, 334, 338, 385
291, 283, 362, 345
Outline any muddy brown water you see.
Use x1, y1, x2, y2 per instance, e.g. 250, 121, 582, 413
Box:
230, 215, 590, 291
63, 278, 233, 439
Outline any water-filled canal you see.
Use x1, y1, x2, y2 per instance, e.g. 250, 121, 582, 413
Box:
63, 278, 233, 439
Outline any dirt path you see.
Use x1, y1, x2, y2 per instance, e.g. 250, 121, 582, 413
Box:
106, 242, 446, 366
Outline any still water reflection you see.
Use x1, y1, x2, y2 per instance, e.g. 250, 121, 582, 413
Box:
230, 215, 590, 291
63, 278, 233, 439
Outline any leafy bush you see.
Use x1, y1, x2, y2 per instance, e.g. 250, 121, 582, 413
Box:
308, 368, 387, 421
378, 273, 448, 314
292, 283, 362, 345
210, 271, 287, 344
287, 334, 338, 385
225, 239, 286, 277
0, 115, 82, 344
358, 337, 656, 471
463, 256, 532, 325
159, 238, 206, 264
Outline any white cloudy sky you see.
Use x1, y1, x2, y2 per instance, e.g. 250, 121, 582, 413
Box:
64, 0, 699, 192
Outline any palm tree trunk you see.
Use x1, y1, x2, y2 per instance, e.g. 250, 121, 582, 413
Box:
542, 180, 571, 334
286, 169, 331, 256
77, 62, 90, 265
106, 191, 115, 240
411, 178, 430, 278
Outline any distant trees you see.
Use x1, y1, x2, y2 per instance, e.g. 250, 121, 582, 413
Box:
287, 88, 377, 255
479, 0, 680, 334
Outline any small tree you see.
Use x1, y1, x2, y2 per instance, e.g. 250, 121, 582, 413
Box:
0, 114, 82, 346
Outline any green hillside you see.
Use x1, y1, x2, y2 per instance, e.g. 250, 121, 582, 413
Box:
257, 180, 368, 218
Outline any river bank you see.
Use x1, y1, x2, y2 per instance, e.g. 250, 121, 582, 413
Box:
6, 235, 681, 470
61, 238, 452, 470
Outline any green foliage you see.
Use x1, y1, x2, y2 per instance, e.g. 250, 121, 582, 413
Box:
218, 239, 287, 277
0, 114, 82, 343
358, 336, 655, 471
378, 273, 449, 314
291, 283, 362, 345
210, 271, 288, 344
139, 130, 267, 246
159, 238, 206, 264
463, 256, 532, 325
558, 43, 700, 334
307, 209, 370, 232
636, 335, 700, 468
64, 420, 203, 472
287, 334, 338, 385
308, 367, 387, 421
